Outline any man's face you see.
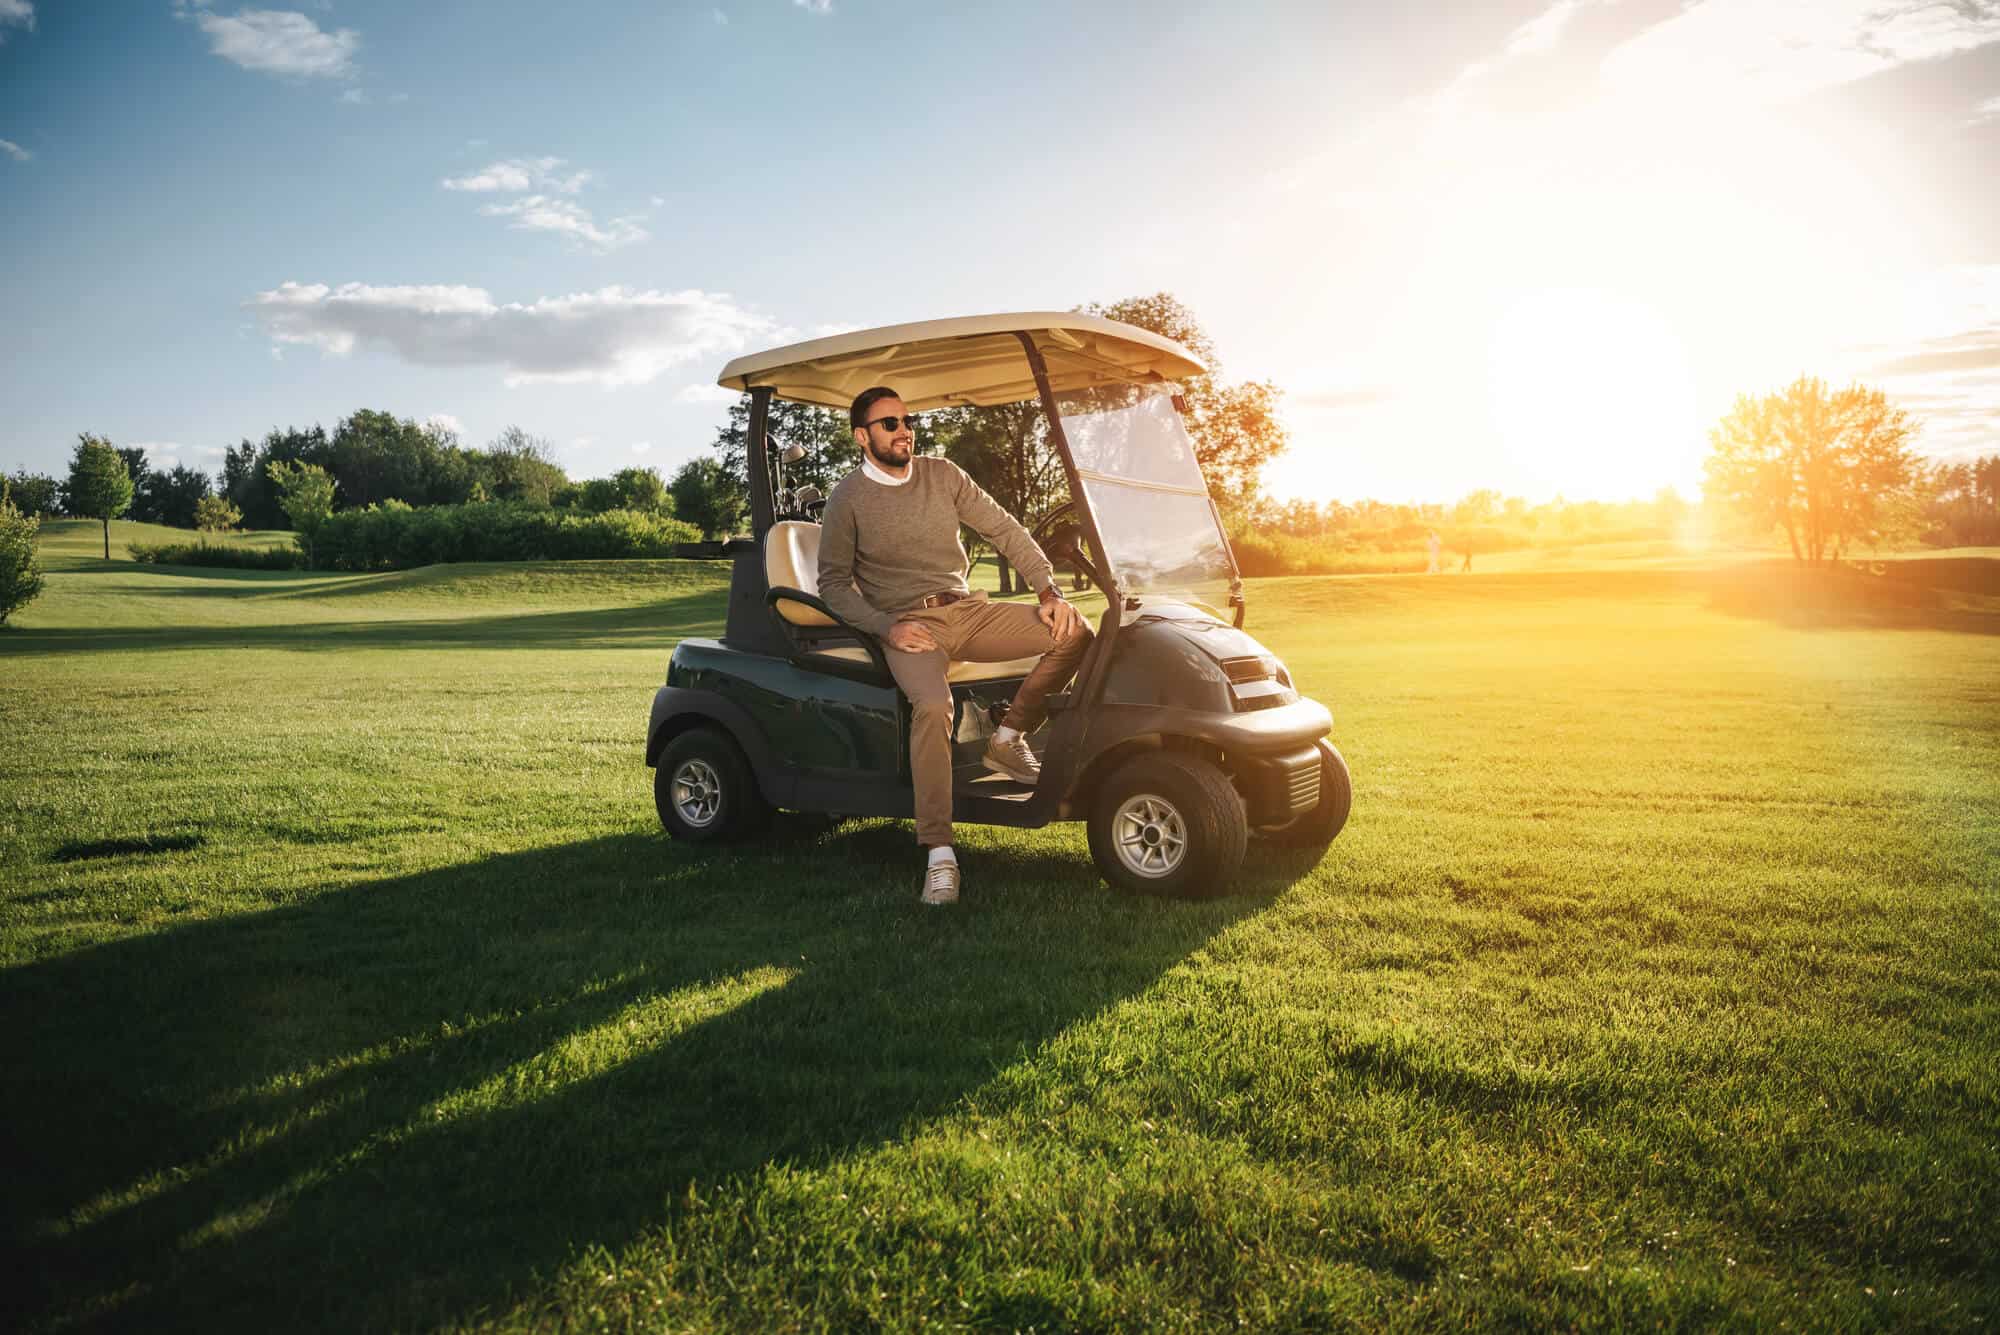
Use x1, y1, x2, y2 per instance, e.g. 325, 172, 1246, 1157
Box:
855, 397, 915, 469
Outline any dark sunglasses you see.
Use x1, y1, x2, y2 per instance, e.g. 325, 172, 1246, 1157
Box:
863, 413, 919, 434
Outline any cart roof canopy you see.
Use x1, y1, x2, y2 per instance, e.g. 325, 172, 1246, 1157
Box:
716, 312, 1206, 411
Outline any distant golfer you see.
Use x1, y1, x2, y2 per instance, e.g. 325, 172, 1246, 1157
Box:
817, 387, 1091, 907
1426, 529, 1442, 575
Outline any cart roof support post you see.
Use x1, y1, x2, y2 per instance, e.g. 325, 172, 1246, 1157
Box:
747, 385, 776, 540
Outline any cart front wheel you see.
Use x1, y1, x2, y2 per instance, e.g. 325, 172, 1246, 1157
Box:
655, 726, 772, 842
1088, 752, 1247, 898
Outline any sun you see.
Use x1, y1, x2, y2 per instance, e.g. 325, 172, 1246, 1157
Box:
1484, 287, 1703, 500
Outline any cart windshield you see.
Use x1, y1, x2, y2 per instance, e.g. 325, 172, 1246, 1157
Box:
1053, 382, 1239, 620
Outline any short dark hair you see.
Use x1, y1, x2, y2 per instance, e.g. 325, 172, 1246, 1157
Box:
849, 386, 903, 429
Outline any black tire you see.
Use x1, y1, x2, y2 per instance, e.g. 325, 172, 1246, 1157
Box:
654, 726, 772, 843
1256, 741, 1353, 849
1088, 751, 1248, 898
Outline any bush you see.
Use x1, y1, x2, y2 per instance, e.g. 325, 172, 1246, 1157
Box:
0, 492, 46, 625
311, 501, 702, 571
129, 541, 307, 571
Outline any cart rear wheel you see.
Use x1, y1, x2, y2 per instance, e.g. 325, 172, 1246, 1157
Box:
655, 726, 771, 842
1088, 752, 1247, 898
1256, 741, 1352, 849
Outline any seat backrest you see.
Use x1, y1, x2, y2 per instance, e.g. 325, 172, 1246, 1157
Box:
765, 520, 836, 626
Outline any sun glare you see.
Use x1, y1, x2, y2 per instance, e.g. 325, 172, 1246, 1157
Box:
1485, 288, 1702, 500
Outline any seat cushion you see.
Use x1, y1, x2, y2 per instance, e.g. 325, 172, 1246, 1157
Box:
804, 645, 1045, 685
765, 521, 836, 626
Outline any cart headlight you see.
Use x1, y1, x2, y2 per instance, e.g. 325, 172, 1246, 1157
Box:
1219, 655, 1297, 712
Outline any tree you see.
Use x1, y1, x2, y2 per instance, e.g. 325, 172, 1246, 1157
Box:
612, 466, 670, 514
194, 495, 241, 532
0, 483, 46, 626
227, 425, 331, 530
114, 445, 155, 520
137, 465, 214, 529
1704, 376, 1920, 564
1081, 292, 1289, 511
1453, 489, 1502, 525
477, 426, 567, 505
670, 456, 747, 539
931, 400, 1066, 593
577, 477, 622, 513
329, 409, 482, 508
266, 460, 337, 566
64, 434, 135, 559
4, 469, 60, 518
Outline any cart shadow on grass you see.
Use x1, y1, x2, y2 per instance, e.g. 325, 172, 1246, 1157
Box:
2, 822, 1314, 1331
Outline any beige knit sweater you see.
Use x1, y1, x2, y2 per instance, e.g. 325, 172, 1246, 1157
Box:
815, 456, 1055, 636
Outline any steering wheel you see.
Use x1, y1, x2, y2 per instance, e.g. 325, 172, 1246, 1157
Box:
1029, 500, 1093, 592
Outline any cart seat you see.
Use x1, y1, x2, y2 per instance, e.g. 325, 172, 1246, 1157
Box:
764, 519, 1046, 684
802, 644, 1042, 685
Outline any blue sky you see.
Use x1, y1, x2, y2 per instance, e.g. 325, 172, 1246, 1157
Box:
4, 0, 1998, 502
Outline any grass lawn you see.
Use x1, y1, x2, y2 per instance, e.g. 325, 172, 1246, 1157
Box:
34, 517, 297, 568
2, 550, 1997, 1330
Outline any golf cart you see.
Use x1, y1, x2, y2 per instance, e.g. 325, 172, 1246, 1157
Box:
646, 312, 1350, 895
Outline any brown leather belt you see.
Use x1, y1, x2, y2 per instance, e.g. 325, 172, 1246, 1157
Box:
915, 590, 967, 609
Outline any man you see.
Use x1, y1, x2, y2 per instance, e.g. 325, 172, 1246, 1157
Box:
817, 386, 1092, 907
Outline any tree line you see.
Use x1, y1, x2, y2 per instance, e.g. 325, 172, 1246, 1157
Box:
3, 414, 751, 542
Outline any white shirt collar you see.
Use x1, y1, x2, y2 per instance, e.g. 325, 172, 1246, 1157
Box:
860, 454, 913, 487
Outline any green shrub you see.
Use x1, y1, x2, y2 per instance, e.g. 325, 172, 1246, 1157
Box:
128, 541, 308, 571
0, 491, 46, 625
312, 501, 702, 571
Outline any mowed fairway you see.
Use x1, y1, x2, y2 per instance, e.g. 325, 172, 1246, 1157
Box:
2, 549, 1997, 1331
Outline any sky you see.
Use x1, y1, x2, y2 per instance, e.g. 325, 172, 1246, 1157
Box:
2, 0, 1997, 504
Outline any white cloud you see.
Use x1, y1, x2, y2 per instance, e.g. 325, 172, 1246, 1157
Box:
131, 443, 184, 470
423, 412, 464, 437
441, 156, 589, 194
196, 9, 360, 79
1973, 94, 2000, 124
793, 0, 831, 12
650, 194, 666, 207
0, 0, 33, 41
711, 7, 727, 23
0, 138, 29, 162
479, 196, 648, 252
1603, 0, 2000, 106
247, 281, 775, 388
630, 442, 653, 455
338, 87, 367, 104
199, 446, 227, 458
1503, 0, 1584, 57
676, 382, 738, 404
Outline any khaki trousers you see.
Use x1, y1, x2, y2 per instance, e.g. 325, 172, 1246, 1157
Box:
882, 592, 1093, 846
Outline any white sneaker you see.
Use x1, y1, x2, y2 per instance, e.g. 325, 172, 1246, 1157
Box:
921, 859, 960, 905
982, 733, 1042, 784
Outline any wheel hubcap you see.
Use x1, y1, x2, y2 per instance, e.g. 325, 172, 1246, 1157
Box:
672, 758, 723, 827
1111, 793, 1188, 878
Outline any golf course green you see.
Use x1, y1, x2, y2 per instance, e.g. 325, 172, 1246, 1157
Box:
3, 525, 1996, 1330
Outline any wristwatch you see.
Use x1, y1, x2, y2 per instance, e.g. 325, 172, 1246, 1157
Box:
1037, 584, 1062, 604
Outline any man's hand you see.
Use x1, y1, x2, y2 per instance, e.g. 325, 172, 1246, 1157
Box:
1038, 591, 1084, 640
885, 620, 939, 653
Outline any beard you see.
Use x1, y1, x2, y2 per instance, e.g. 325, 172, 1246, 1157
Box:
866, 437, 912, 468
